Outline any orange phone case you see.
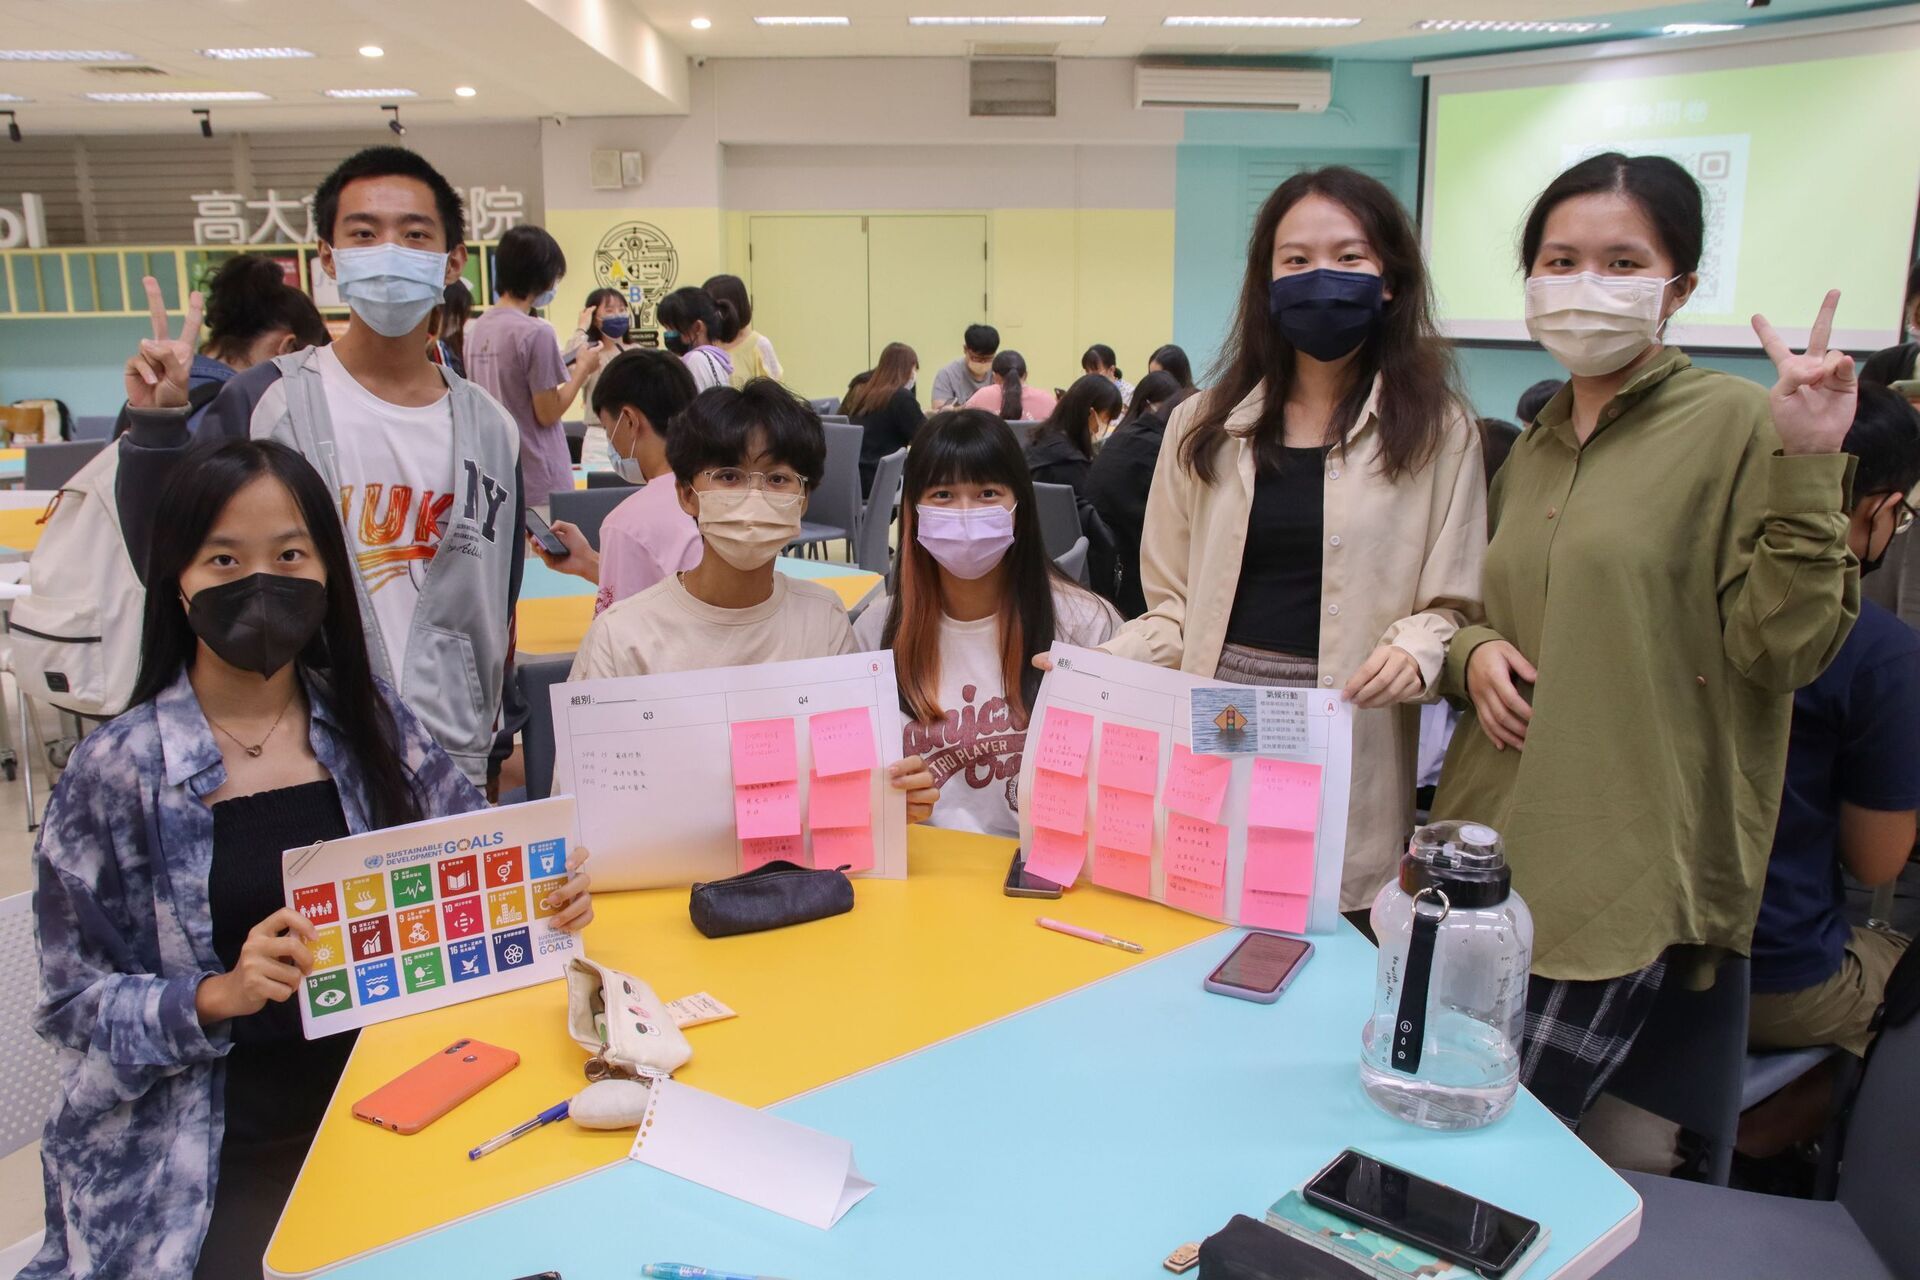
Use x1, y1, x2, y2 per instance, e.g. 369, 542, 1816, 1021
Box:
352, 1038, 520, 1135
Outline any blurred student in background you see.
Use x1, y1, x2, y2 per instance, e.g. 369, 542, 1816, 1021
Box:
657, 286, 738, 393
1089, 369, 1182, 617
1515, 378, 1565, 428
1027, 373, 1120, 500
704, 274, 783, 386
1081, 344, 1134, 411
965, 350, 1056, 422
1147, 343, 1198, 410
466, 224, 606, 514
932, 324, 1000, 410
564, 288, 640, 470
840, 341, 924, 494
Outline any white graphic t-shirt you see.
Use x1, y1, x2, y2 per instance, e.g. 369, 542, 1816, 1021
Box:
855, 583, 1119, 836
315, 346, 458, 681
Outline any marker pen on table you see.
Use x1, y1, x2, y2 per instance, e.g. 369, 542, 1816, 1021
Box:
1037, 916, 1144, 953
641, 1266, 792, 1280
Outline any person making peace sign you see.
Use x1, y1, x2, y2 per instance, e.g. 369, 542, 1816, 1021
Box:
1428, 152, 1860, 1128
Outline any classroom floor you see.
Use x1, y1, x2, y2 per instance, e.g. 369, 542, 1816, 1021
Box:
0, 674, 1911, 1271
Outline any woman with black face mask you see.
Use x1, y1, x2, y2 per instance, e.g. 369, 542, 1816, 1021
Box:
28, 440, 596, 1280
1092, 166, 1488, 919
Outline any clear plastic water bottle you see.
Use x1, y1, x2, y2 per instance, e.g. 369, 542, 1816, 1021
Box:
1359, 821, 1532, 1130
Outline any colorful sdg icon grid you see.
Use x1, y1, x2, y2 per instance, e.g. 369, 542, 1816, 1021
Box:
292, 838, 570, 1019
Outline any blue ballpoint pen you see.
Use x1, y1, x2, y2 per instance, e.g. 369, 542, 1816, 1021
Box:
641, 1266, 792, 1280
468, 1100, 570, 1160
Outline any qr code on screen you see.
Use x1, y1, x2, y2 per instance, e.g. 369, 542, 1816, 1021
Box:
1562, 134, 1749, 315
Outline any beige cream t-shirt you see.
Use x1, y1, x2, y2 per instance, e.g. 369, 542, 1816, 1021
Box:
568, 572, 859, 681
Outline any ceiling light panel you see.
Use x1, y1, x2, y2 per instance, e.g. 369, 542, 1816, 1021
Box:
0, 50, 135, 62
86, 91, 271, 102
199, 47, 315, 60
1416, 19, 1609, 33
909, 15, 1105, 25
324, 88, 418, 98
0, 93, 26, 102
1661, 23, 1742, 35
1164, 15, 1360, 26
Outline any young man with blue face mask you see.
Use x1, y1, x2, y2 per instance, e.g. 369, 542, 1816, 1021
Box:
118, 146, 525, 787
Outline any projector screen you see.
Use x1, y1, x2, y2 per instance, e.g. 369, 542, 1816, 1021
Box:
1420, 15, 1920, 351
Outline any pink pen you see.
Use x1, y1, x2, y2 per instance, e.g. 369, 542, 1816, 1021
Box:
1037, 916, 1144, 954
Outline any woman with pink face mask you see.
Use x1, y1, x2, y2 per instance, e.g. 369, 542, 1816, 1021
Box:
1431, 152, 1860, 1128
854, 410, 1119, 836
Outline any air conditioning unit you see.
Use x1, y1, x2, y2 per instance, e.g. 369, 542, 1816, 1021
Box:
970, 58, 1057, 118
1134, 64, 1332, 112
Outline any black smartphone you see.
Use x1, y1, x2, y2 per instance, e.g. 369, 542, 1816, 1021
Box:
1003, 850, 1063, 899
523, 508, 568, 558
1303, 1150, 1540, 1277
1203, 931, 1313, 1003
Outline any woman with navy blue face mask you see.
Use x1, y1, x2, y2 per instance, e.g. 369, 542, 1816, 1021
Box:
1097, 166, 1488, 918
564, 288, 640, 470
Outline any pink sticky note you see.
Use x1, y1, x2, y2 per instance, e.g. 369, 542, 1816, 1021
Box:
1094, 786, 1155, 856
1023, 825, 1087, 888
1165, 873, 1226, 918
1032, 707, 1095, 778
1028, 768, 1089, 835
1164, 813, 1228, 887
1097, 722, 1161, 796
1092, 846, 1152, 897
734, 780, 801, 840
812, 825, 874, 873
742, 833, 805, 871
1245, 826, 1317, 895
731, 718, 798, 787
1249, 758, 1322, 831
808, 770, 872, 830
810, 707, 878, 777
1163, 744, 1231, 823
1240, 887, 1310, 933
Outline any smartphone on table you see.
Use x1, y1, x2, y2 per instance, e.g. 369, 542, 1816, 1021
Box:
352, 1038, 519, 1135
1303, 1149, 1541, 1277
1003, 850, 1063, 899
524, 507, 569, 558
1203, 931, 1313, 1003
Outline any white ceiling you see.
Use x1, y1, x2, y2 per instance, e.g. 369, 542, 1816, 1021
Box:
0, 0, 1892, 132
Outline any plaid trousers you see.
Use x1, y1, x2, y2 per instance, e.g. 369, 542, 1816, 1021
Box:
1520, 953, 1670, 1128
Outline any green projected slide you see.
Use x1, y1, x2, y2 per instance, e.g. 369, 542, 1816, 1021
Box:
1425, 45, 1920, 349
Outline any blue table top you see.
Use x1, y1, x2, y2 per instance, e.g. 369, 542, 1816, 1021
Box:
309, 927, 1637, 1279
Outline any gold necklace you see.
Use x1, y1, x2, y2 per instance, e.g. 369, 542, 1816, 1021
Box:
206, 688, 298, 759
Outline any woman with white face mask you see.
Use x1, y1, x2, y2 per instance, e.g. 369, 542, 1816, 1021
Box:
1431, 152, 1861, 1128
854, 410, 1119, 835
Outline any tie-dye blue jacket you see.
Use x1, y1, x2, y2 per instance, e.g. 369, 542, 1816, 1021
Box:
28, 669, 484, 1280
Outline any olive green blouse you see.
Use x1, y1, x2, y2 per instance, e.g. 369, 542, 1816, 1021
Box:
1434, 348, 1858, 982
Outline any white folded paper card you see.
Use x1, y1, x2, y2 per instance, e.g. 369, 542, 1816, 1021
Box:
628, 1079, 874, 1229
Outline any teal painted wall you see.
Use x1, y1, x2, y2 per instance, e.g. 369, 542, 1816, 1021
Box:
1169, 59, 1779, 416
0, 317, 152, 417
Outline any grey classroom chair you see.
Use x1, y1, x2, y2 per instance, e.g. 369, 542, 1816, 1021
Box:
549, 486, 634, 553
516, 655, 575, 802
790, 421, 860, 559
856, 448, 907, 576
1032, 481, 1082, 563
847, 581, 884, 627
1600, 1011, 1919, 1280
564, 420, 587, 465
584, 471, 637, 490
1604, 955, 1749, 1186
1005, 419, 1041, 449
809, 398, 841, 416
70, 416, 115, 442
1053, 535, 1089, 584
0, 891, 60, 1160
23, 440, 106, 491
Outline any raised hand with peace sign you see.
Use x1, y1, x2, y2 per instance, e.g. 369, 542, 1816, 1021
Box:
1752, 289, 1856, 457
123, 275, 205, 412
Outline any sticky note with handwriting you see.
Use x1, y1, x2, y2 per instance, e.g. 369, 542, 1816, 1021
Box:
1163, 743, 1231, 824
730, 718, 798, 787
1031, 706, 1095, 778
1248, 758, 1322, 832
1093, 785, 1155, 856
807, 770, 872, 831
1239, 886, 1309, 933
1092, 846, 1152, 897
742, 833, 806, 871
1096, 722, 1161, 796
735, 780, 801, 840
1244, 826, 1316, 895
1028, 768, 1089, 836
811, 824, 874, 873
809, 707, 878, 778
1165, 871, 1225, 917
1164, 812, 1228, 887
1023, 824, 1088, 889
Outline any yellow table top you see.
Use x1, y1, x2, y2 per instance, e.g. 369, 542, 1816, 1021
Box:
0, 506, 46, 553
269, 827, 1225, 1275
514, 572, 880, 657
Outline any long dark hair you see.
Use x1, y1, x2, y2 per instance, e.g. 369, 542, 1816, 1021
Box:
129, 441, 422, 827
842, 342, 918, 418
441, 280, 473, 368
994, 350, 1029, 420
581, 286, 626, 344
702, 273, 755, 330
1520, 153, 1704, 276
885, 410, 1064, 723
1181, 166, 1460, 484
659, 286, 740, 347
203, 254, 328, 364
1037, 374, 1121, 460
1148, 344, 1194, 388
1081, 343, 1123, 380
1122, 370, 1180, 426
